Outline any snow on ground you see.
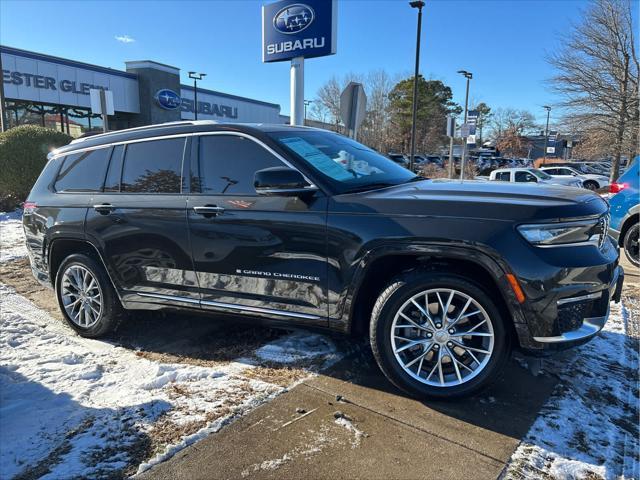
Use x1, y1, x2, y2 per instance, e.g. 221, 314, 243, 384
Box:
255, 331, 339, 365
504, 299, 639, 480
0, 282, 339, 479
0, 210, 27, 262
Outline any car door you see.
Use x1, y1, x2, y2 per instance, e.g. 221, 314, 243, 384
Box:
187, 133, 328, 325
85, 136, 198, 307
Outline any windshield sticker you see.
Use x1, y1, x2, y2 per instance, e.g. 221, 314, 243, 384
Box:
280, 136, 354, 181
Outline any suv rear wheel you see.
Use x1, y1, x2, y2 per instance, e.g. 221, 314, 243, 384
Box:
623, 223, 639, 267
370, 270, 510, 398
55, 254, 124, 338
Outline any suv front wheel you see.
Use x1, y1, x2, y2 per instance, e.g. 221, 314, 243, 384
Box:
55, 254, 124, 338
370, 270, 510, 398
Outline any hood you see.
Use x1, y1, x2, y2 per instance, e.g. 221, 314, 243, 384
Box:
330, 179, 608, 222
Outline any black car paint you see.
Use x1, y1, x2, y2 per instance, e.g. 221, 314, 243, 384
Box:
24, 123, 622, 354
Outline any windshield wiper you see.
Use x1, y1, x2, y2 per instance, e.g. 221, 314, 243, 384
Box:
342, 182, 398, 194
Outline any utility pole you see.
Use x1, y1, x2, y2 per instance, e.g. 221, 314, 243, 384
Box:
189, 72, 206, 121
304, 99, 312, 126
542, 105, 551, 165
0, 49, 7, 132
457, 70, 472, 179
290, 57, 305, 126
409, 0, 425, 173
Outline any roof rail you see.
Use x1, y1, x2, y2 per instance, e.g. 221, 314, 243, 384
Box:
70, 120, 219, 144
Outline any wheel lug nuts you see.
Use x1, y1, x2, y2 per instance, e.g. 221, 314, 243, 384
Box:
426, 333, 433, 338
433, 344, 439, 349
447, 341, 453, 347
448, 328, 455, 334
435, 323, 442, 329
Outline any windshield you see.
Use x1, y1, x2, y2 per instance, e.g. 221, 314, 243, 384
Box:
268, 130, 417, 193
529, 169, 553, 180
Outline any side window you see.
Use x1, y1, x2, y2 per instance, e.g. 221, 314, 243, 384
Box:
544, 168, 557, 175
559, 168, 572, 175
195, 135, 283, 195
495, 172, 510, 181
54, 148, 111, 192
104, 145, 124, 192
121, 138, 185, 193
515, 171, 537, 182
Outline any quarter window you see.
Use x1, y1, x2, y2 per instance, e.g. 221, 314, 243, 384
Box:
195, 135, 283, 195
121, 138, 185, 193
54, 147, 111, 192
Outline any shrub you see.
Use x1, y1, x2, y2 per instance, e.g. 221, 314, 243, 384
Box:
0, 125, 72, 210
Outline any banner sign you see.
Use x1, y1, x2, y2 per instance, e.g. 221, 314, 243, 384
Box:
262, 0, 337, 62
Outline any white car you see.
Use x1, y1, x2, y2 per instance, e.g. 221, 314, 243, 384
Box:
540, 166, 610, 191
489, 168, 583, 187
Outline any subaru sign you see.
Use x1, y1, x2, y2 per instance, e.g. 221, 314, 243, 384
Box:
262, 0, 337, 62
155, 89, 181, 110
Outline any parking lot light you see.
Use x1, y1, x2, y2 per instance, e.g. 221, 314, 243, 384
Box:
409, 0, 425, 173
188, 72, 207, 120
542, 105, 552, 165
457, 70, 473, 179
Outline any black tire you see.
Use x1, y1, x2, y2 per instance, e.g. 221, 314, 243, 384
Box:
623, 223, 639, 267
583, 180, 598, 191
55, 253, 124, 338
370, 270, 511, 399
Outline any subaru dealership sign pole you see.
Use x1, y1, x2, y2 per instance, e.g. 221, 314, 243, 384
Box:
262, 0, 337, 126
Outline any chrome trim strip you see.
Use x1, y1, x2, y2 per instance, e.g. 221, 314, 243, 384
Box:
136, 292, 200, 305
533, 312, 608, 343
557, 291, 603, 306
135, 292, 321, 320
200, 298, 321, 320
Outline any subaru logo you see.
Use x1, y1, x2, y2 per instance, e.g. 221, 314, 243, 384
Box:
155, 89, 181, 110
273, 4, 315, 34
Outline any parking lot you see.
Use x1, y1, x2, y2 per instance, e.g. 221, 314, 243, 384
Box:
0, 212, 638, 479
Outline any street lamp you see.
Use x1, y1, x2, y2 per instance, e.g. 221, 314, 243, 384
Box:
409, 0, 425, 173
542, 105, 551, 165
303, 99, 312, 125
457, 70, 472, 179
188, 72, 206, 120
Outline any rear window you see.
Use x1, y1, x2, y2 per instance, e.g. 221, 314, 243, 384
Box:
121, 138, 185, 193
54, 148, 111, 192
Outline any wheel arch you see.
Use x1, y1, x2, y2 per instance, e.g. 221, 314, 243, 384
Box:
48, 238, 122, 301
346, 245, 524, 344
617, 209, 640, 247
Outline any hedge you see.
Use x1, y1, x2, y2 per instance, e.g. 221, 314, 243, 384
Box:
0, 125, 72, 210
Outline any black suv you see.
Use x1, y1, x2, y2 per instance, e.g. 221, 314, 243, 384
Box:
24, 121, 624, 398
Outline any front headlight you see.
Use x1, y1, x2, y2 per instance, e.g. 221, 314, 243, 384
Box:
517, 218, 603, 247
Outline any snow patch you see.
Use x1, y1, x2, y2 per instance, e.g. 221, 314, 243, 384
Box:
0, 210, 27, 262
255, 331, 337, 364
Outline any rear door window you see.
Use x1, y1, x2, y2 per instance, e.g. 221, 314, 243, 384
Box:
495, 172, 510, 181
121, 138, 185, 193
104, 145, 124, 192
54, 147, 111, 192
515, 171, 537, 182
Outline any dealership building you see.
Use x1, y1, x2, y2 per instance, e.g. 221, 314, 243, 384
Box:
1, 45, 288, 137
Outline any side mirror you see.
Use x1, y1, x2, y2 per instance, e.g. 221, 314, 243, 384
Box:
254, 167, 317, 196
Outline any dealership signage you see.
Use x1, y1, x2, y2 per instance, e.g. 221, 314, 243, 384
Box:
155, 89, 239, 119
3, 70, 108, 95
262, 0, 337, 62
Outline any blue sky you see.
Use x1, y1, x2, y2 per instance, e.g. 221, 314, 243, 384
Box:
0, 0, 629, 126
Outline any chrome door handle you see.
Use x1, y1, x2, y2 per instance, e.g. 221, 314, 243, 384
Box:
193, 205, 225, 216
93, 203, 114, 214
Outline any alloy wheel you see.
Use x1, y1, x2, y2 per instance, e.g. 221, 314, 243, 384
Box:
390, 288, 495, 387
61, 265, 103, 328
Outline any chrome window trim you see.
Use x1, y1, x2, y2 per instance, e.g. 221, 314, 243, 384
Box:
50, 131, 318, 191
135, 292, 321, 320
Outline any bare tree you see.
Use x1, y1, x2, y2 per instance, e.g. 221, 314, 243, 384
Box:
548, 0, 638, 180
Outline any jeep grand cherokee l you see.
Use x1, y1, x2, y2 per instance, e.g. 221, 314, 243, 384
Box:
23, 121, 624, 398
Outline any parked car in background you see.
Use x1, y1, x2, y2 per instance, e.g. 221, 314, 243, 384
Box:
387, 153, 409, 168
609, 158, 639, 266
489, 168, 583, 187
540, 166, 610, 191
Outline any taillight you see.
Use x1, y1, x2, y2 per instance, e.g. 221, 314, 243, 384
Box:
609, 182, 629, 194
23, 201, 37, 211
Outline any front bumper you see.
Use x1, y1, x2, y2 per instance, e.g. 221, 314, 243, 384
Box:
531, 265, 623, 344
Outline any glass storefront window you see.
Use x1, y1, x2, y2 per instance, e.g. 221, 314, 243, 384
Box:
4, 100, 103, 138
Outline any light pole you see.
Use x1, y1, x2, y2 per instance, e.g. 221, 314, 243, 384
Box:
304, 99, 312, 125
542, 105, 551, 165
457, 70, 472, 179
188, 72, 206, 120
409, 0, 425, 173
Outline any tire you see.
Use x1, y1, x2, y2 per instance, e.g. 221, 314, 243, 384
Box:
583, 181, 598, 191
623, 223, 639, 267
55, 253, 124, 338
370, 270, 510, 399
